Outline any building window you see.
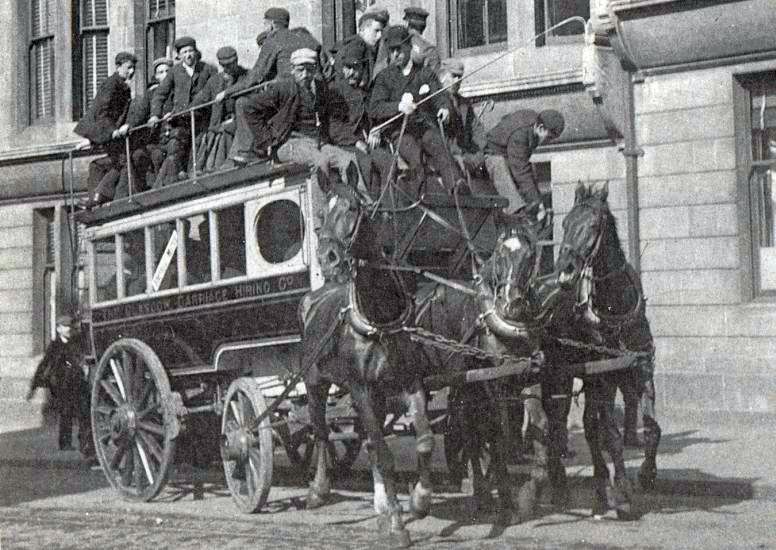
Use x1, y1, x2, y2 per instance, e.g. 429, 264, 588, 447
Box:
79, 0, 110, 113
534, 0, 589, 47
30, 0, 56, 121
451, 0, 508, 52
146, 0, 175, 79
745, 73, 776, 294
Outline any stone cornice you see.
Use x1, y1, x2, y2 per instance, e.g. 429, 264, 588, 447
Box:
0, 142, 90, 167
461, 68, 584, 99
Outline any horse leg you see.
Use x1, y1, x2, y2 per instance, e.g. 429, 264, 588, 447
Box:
406, 388, 435, 520
351, 385, 410, 548
639, 379, 661, 492
583, 380, 610, 518
516, 385, 549, 523
542, 374, 571, 510
599, 379, 634, 520
306, 381, 333, 509
484, 382, 513, 525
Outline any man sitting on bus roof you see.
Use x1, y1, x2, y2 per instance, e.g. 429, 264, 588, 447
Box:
147, 36, 218, 184
74, 52, 140, 208
192, 46, 249, 172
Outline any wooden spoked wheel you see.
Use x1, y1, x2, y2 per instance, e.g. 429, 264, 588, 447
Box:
220, 378, 273, 514
91, 338, 176, 502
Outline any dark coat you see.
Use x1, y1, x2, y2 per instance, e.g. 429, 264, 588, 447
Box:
368, 63, 449, 138
74, 73, 131, 145
193, 65, 249, 131
448, 93, 486, 155
409, 31, 441, 74
333, 34, 380, 86
225, 28, 321, 97
150, 60, 218, 120
486, 109, 542, 204
327, 77, 367, 147
29, 336, 83, 408
244, 76, 330, 150
126, 83, 175, 147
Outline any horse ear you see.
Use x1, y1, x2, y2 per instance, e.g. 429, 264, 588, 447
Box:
574, 181, 587, 204
594, 181, 609, 201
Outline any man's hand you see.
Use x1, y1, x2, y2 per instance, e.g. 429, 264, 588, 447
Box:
215, 91, 226, 103
367, 130, 381, 150
437, 108, 450, 124
355, 140, 368, 153
398, 93, 416, 115
75, 138, 92, 151
147, 115, 161, 127
536, 202, 547, 222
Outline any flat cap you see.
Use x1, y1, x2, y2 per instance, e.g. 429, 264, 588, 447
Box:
152, 57, 173, 71
56, 314, 74, 327
174, 36, 197, 51
290, 47, 318, 66
338, 39, 367, 66
358, 9, 389, 27
256, 30, 270, 47
264, 7, 290, 25
440, 58, 464, 76
383, 25, 411, 49
114, 51, 137, 66
538, 109, 565, 137
403, 6, 429, 20
216, 46, 238, 64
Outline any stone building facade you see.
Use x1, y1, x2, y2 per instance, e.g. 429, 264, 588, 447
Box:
0, 0, 774, 424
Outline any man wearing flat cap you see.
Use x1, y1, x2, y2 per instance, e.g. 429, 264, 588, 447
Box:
485, 109, 565, 219
218, 8, 322, 166
74, 51, 140, 208
334, 9, 389, 86
27, 314, 93, 460
148, 36, 218, 182
192, 46, 249, 171
368, 25, 464, 195
404, 6, 441, 74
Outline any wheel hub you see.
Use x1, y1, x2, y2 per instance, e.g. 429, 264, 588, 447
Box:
110, 404, 137, 442
222, 424, 256, 462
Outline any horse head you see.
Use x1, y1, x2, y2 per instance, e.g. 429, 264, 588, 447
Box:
556, 181, 610, 290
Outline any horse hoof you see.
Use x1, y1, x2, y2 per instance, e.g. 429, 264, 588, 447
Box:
409, 484, 433, 519
306, 490, 328, 510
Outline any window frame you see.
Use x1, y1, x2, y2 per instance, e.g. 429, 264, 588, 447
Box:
534, 0, 589, 48
29, 0, 56, 123
734, 70, 776, 301
146, 0, 175, 81
78, 0, 110, 115
449, 0, 509, 57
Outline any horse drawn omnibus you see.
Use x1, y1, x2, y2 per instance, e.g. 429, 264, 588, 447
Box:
74, 157, 513, 514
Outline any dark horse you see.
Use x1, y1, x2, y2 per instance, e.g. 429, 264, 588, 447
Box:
299, 186, 553, 545
552, 181, 660, 518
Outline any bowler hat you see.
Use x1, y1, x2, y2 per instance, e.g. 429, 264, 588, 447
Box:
264, 7, 290, 26
538, 110, 565, 137
339, 40, 367, 67
216, 46, 238, 65
383, 25, 411, 49
174, 36, 197, 51
152, 57, 173, 72
403, 6, 429, 21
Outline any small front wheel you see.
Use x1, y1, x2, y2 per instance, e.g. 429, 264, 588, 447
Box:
221, 377, 273, 513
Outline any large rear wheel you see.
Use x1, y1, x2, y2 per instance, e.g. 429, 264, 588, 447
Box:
91, 338, 177, 502
221, 377, 273, 513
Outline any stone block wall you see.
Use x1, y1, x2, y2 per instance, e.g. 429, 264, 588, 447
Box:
635, 66, 776, 414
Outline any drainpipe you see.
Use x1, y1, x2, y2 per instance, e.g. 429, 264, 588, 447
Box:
622, 71, 642, 273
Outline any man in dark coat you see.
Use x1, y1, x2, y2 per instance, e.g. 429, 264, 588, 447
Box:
404, 7, 441, 74
485, 109, 565, 218
333, 9, 389, 87
192, 46, 249, 172
27, 315, 92, 458
368, 26, 462, 195
74, 52, 137, 207
148, 36, 218, 181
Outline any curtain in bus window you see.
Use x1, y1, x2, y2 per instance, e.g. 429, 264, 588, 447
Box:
184, 214, 212, 285
124, 229, 148, 296
94, 236, 117, 302
217, 205, 246, 278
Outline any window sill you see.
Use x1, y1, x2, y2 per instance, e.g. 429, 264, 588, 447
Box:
452, 41, 508, 58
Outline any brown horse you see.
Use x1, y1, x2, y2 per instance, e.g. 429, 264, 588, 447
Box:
553, 181, 660, 518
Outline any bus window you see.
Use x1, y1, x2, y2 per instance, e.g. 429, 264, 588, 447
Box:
150, 223, 177, 292
216, 205, 246, 279
185, 215, 212, 285
255, 199, 304, 264
94, 236, 117, 302
123, 229, 147, 297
